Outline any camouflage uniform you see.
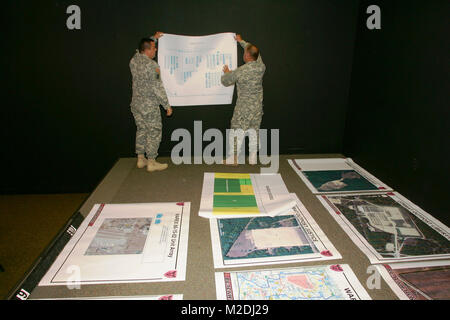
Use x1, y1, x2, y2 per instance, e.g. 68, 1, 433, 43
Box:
221, 39, 265, 153
129, 39, 170, 160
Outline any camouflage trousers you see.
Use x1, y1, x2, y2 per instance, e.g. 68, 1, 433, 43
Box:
131, 105, 162, 159
230, 108, 263, 154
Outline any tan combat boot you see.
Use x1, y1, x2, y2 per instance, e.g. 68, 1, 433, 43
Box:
147, 159, 168, 172
137, 155, 147, 169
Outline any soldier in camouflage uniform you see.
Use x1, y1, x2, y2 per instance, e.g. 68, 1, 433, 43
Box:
221, 34, 265, 165
129, 32, 173, 172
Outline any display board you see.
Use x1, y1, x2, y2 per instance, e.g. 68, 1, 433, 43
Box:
318, 192, 450, 264
158, 33, 237, 106
209, 194, 341, 268
215, 264, 371, 300
199, 173, 296, 218
33, 294, 183, 300
288, 158, 392, 194
39, 202, 190, 285
375, 260, 450, 300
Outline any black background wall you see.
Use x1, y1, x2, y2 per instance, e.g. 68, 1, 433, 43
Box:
344, 0, 450, 224
2, 0, 449, 227
2, 0, 359, 194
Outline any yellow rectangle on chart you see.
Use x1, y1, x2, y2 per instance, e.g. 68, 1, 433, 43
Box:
214, 173, 251, 179
213, 207, 261, 214
240, 185, 254, 193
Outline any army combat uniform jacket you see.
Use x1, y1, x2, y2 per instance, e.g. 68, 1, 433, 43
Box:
221, 39, 266, 132
129, 45, 170, 159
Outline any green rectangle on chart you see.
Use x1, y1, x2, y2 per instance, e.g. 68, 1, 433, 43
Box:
213, 195, 258, 208
214, 178, 242, 193
239, 178, 252, 186
214, 178, 227, 192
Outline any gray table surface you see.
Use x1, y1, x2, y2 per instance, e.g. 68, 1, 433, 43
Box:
30, 154, 398, 300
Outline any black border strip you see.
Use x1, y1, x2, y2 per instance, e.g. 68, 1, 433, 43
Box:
7, 211, 85, 300
6, 158, 122, 300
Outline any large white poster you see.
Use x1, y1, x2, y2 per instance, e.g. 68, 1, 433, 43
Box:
215, 264, 371, 300
318, 192, 450, 264
39, 202, 190, 285
199, 173, 296, 219
288, 158, 392, 194
33, 294, 184, 300
209, 194, 341, 268
375, 260, 450, 300
158, 33, 237, 106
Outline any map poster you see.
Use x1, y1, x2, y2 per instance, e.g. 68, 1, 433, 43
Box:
288, 158, 392, 194
209, 194, 341, 268
199, 173, 296, 219
39, 202, 190, 285
33, 294, 183, 300
158, 33, 237, 106
318, 192, 450, 264
375, 260, 450, 300
215, 264, 371, 300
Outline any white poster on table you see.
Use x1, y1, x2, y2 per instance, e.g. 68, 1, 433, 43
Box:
375, 260, 450, 300
39, 202, 190, 285
199, 172, 296, 219
318, 192, 450, 264
288, 158, 392, 194
158, 33, 237, 106
210, 194, 341, 268
215, 264, 371, 300
33, 294, 183, 300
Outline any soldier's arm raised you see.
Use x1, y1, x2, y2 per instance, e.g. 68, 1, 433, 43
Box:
238, 40, 249, 50
150, 31, 164, 43
236, 34, 263, 64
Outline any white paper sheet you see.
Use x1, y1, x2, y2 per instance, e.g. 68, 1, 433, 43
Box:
288, 158, 392, 194
199, 172, 296, 219
215, 264, 371, 300
375, 260, 450, 300
158, 33, 237, 106
33, 294, 183, 300
209, 194, 341, 268
318, 192, 450, 264
39, 202, 190, 285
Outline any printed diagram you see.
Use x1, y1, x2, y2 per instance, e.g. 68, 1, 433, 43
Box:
234, 267, 344, 300
329, 195, 450, 258
303, 170, 378, 192
385, 265, 450, 300
163, 51, 233, 87
85, 218, 151, 255
210, 194, 341, 268
39, 202, 191, 285
288, 158, 392, 194
217, 264, 371, 300
157, 33, 237, 106
200, 172, 295, 218
219, 216, 318, 260
213, 173, 259, 214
